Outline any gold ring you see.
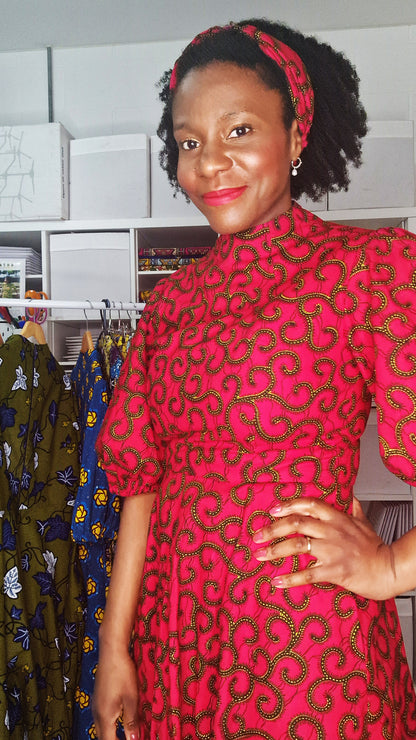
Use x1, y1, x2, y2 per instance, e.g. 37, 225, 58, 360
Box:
306, 536, 312, 554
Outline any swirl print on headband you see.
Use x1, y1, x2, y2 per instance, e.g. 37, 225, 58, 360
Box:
169, 23, 314, 149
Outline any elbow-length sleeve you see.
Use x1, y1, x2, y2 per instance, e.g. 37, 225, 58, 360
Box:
96, 304, 164, 497
364, 226, 416, 485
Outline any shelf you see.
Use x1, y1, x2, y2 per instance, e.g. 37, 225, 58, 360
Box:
0, 216, 209, 233
0, 205, 415, 235
356, 492, 413, 501
138, 270, 176, 275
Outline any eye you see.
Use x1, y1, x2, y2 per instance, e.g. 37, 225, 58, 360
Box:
228, 125, 251, 139
181, 138, 199, 151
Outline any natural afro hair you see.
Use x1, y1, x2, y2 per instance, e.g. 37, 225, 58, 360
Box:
157, 18, 367, 202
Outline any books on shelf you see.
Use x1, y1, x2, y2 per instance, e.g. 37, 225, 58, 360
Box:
137, 244, 212, 277
0, 247, 41, 275
137, 245, 211, 257
366, 501, 413, 545
138, 256, 199, 271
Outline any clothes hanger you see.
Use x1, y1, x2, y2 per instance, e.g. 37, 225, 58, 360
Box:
100, 298, 111, 336
81, 330, 94, 353
81, 302, 94, 353
21, 320, 47, 344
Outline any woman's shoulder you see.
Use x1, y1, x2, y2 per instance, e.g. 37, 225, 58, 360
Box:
294, 201, 416, 254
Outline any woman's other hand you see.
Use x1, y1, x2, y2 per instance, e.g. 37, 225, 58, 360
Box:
92, 643, 140, 740
252, 497, 400, 600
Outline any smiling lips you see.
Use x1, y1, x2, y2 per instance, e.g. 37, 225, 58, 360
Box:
202, 186, 247, 206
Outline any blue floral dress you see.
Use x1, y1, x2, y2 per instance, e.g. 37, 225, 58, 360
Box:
0, 334, 85, 739
71, 348, 121, 739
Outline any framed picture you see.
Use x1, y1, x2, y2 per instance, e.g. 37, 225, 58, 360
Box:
0, 259, 25, 300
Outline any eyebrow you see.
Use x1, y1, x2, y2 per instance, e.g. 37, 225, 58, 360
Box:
173, 110, 249, 133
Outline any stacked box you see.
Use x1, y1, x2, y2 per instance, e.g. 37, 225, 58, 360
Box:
0, 123, 72, 221
70, 134, 150, 219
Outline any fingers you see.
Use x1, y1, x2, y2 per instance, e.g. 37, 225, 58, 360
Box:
252, 497, 394, 599
93, 699, 139, 740
123, 703, 140, 740
92, 647, 140, 740
125, 722, 140, 740
252, 509, 338, 550
251, 497, 366, 569
272, 562, 324, 589
272, 498, 340, 522
93, 719, 118, 740
254, 533, 316, 561
93, 713, 139, 740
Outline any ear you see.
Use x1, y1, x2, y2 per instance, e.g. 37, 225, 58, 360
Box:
289, 119, 302, 160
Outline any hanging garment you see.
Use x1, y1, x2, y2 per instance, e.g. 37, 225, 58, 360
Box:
71, 347, 121, 739
0, 334, 85, 739
96, 331, 131, 396
98, 203, 416, 739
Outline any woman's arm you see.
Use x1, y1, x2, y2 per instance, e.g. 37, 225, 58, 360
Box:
92, 492, 156, 740
251, 497, 416, 600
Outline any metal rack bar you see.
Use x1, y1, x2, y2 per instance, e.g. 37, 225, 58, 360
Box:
0, 298, 144, 311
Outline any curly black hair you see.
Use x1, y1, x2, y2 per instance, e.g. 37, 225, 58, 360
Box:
157, 18, 368, 202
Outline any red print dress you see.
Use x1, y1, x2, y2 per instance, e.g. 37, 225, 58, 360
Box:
97, 203, 416, 740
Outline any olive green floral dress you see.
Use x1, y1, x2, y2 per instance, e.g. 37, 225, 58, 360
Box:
0, 335, 85, 738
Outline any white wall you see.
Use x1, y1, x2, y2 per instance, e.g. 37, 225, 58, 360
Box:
51, 40, 184, 138
0, 49, 49, 124
1, 25, 416, 142
319, 26, 416, 123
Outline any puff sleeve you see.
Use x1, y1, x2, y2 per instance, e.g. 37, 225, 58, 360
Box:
364, 227, 416, 485
95, 303, 164, 497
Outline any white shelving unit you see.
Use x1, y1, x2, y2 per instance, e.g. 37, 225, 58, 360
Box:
1, 204, 416, 673
1, 204, 414, 325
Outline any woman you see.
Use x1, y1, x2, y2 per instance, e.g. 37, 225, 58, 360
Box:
93, 19, 416, 739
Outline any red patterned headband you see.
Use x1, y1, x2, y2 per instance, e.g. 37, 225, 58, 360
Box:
169, 23, 314, 149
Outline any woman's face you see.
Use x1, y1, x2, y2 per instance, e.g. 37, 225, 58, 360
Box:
172, 61, 302, 234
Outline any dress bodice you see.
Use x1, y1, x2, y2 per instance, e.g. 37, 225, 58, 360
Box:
97, 202, 416, 499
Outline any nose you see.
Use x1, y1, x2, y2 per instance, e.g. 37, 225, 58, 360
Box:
197, 139, 232, 178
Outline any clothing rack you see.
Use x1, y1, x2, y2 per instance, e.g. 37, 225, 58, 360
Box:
0, 298, 144, 311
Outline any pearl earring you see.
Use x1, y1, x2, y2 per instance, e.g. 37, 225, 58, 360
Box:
291, 157, 302, 176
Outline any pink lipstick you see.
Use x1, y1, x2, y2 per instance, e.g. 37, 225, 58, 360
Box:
202, 187, 247, 206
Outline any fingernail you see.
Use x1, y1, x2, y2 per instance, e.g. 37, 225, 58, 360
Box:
252, 530, 264, 543
272, 577, 284, 587
254, 548, 268, 560
131, 734, 138, 740
270, 504, 282, 516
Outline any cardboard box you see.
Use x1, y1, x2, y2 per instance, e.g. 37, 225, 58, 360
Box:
328, 121, 415, 210
0, 123, 72, 221
50, 231, 131, 318
150, 135, 201, 218
70, 134, 149, 220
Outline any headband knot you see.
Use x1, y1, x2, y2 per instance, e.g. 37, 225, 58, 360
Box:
169, 23, 314, 149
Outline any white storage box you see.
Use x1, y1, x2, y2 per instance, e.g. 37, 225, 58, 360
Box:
329, 121, 415, 210
150, 135, 201, 218
0, 123, 72, 221
70, 134, 150, 220
50, 231, 131, 318
396, 598, 413, 675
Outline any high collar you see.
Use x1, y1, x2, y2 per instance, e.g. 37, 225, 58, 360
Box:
209, 202, 322, 267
